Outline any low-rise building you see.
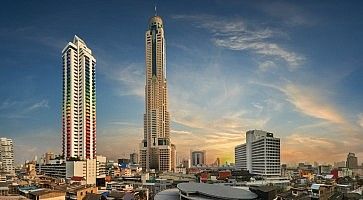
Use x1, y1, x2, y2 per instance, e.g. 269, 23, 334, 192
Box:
29, 189, 65, 200
311, 184, 334, 199
65, 185, 97, 200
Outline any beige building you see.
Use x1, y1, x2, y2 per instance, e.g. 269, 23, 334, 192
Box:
66, 159, 96, 185
65, 185, 97, 200
140, 15, 175, 172
29, 190, 65, 200
0, 137, 15, 175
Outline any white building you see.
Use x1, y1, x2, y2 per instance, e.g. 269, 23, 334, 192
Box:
235, 130, 280, 176
62, 35, 96, 160
140, 15, 175, 172
66, 159, 96, 185
0, 137, 15, 175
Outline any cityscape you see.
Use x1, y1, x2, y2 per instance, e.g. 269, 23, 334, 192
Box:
0, 1, 363, 200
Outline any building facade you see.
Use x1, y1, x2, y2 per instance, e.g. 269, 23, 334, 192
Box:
36, 159, 66, 178
140, 15, 175, 172
190, 150, 206, 166
62, 35, 96, 160
0, 137, 15, 175
129, 153, 139, 164
96, 155, 107, 178
66, 159, 96, 185
235, 130, 280, 176
346, 152, 358, 169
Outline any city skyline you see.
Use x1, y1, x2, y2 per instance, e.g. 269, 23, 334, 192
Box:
0, 1, 363, 164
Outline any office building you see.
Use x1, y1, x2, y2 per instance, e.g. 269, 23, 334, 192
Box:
130, 153, 139, 164
190, 150, 206, 166
140, 14, 175, 171
0, 137, 15, 175
235, 130, 280, 176
36, 159, 66, 178
346, 152, 358, 169
62, 35, 96, 160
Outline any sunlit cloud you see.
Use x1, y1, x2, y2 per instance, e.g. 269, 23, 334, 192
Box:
282, 84, 345, 124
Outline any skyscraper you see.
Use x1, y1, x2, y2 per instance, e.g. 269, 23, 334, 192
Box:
0, 137, 15, 175
235, 130, 280, 176
191, 150, 207, 166
62, 35, 96, 160
140, 15, 174, 171
346, 152, 358, 169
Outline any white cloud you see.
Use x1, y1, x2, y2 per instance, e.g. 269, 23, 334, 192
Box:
172, 14, 304, 69
26, 99, 49, 111
258, 60, 277, 72
101, 62, 144, 97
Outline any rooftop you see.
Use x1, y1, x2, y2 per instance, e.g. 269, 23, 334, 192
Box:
177, 182, 258, 200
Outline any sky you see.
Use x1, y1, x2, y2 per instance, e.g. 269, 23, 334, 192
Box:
0, 0, 363, 165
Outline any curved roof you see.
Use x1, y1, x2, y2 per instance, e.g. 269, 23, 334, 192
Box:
149, 16, 163, 26
177, 182, 258, 200
154, 188, 179, 200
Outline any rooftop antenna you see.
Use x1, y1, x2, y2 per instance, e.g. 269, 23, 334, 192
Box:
154, 4, 157, 16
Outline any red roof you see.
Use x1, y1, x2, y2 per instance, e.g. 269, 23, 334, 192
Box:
71, 176, 85, 181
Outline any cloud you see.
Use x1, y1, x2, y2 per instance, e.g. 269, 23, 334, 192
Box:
282, 132, 363, 163
26, 99, 49, 111
172, 14, 304, 69
258, 60, 277, 72
282, 84, 345, 124
257, 2, 313, 26
101, 61, 144, 97
252, 81, 345, 124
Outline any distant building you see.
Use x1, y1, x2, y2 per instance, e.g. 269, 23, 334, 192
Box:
318, 165, 332, 175
235, 130, 280, 176
129, 153, 139, 164
0, 137, 15, 175
346, 152, 358, 169
191, 150, 206, 166
334, 161, 346, 168
43, 152, 55, 165
171, 144, 176, 171
182, 159, 190, 168
36, 159, 66, 178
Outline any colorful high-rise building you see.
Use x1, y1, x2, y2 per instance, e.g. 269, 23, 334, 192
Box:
140, 14, 175, 171
62, 35, 96, 160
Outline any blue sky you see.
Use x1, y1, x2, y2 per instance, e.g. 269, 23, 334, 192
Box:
1, 0, 363, 165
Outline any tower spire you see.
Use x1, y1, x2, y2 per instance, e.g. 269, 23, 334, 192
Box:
154, 4, 157, 16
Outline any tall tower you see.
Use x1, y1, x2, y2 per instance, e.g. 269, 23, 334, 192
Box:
62, 35, 96, 160
140, 15, 174, 171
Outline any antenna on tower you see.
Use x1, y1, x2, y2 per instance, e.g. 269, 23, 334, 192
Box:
154, 4, 157, 16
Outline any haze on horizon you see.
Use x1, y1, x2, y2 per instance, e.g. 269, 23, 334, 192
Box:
0, 0, 363, 165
